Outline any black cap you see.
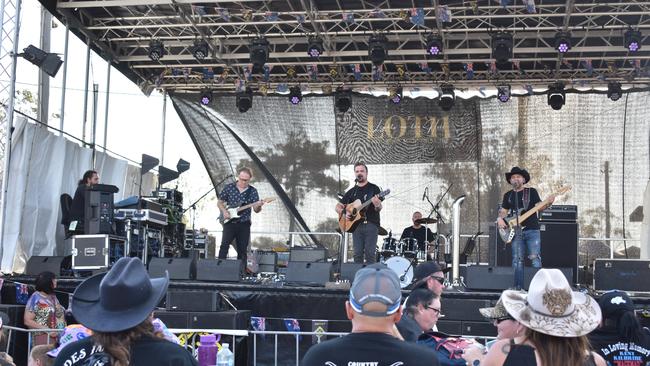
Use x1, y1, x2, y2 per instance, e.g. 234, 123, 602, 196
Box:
598, 290, 635, 319
413, 261, 448, 282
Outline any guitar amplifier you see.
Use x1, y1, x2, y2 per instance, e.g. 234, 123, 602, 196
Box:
594, 259, 650, 292
539, 205, 577, 222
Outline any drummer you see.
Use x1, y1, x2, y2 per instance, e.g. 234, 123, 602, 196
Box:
400, 211, 436, 250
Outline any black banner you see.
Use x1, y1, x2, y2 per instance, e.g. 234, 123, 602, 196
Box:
336, 94, 481, 164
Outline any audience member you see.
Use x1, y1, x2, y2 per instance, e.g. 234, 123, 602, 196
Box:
23, 271, 66, 345
301, 264, 440, 365
482, 268, 606, 366
46, 324, 92, 359
479, 294, 526, 341
589, 290, 650, 365
0, 313, 15, 366
397, 288, 440, 342
28, 344, 54, 366
411, 262, 448, 295
53, 258, 197, 366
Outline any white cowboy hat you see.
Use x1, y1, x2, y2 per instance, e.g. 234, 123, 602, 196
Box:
501, 268, 601, 337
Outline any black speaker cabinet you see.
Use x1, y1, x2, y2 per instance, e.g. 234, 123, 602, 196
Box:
25, 256, 71, 276
489, 222, 578, 284
153, 311, 190, 328
594, 259, 650, 292
166, 290, 218, 312
442, 298, 493, 322
462, 321, 497, 337
285, 262, 332, 285
289, 247, 327, 262
196, 259, 241, 282
189, 310, 251, 329
465, 266, 515, 291
148, 257, 196, 280
339, 263, 365, 282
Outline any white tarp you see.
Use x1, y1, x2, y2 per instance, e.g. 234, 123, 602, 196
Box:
642, 179, 650, 259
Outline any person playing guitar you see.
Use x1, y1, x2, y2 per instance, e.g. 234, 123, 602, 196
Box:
335, 163, 383, 264
496, 167, 554, 290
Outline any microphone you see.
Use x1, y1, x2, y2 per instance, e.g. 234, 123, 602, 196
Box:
354, 177, 359, 183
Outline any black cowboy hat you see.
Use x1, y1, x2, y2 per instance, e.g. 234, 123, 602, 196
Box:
505, 166, 530, 184
71, 257, 169, 333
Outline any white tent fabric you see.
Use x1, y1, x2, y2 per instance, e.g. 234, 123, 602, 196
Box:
642, 179, 650, 259
0, 117, 153, 273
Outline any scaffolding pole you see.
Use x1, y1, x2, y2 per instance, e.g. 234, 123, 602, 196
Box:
59, 24, 69, 134
103, 62, 111, 151
81, 40, 90, 143
160, 91, 166, 166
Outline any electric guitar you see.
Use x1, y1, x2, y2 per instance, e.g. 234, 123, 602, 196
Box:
338, 189, 390, 233
498, 186, 571, 244
218, 197, 275, 224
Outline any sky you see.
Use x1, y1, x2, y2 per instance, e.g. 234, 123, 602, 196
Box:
15, 0, 218, 230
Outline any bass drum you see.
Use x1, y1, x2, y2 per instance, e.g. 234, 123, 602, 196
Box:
385, 256, 414, 288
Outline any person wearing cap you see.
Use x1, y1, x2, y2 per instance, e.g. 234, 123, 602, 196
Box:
482, 268, 606, 366
496, 167, 554, 289
412, 261, 448, 296
53, 258, 197, 366
479, 295, 526, 341
301, 265, 440, 365
588, 290, 650, 365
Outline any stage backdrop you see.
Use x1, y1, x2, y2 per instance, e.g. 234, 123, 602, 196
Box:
171, 91, 650, 265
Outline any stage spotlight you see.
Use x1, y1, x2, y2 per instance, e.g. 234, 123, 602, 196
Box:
335, 87, 352, 112
389, 87, 403, 104
624, 29, 641, 52
249, 36, 270, 67
438, 84, 455, 111
148, 40, 165, 61
368, 34, 389, 66
192, 39, 209, 60
547, 82, 565, 110
497, 84, 511, 103
19, 45, 63, 77
237, 87, 253, 112
554, 31, 572, 53
200, 90, 212, 105
607, 81, 622, 101
425, 34, 443, 57
307, 36, 324, 58
289, 86, 302, 105
491, 32, 513, 65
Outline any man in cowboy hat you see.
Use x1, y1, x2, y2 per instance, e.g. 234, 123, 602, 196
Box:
53, 258, 197, 366
496, 167, 554, 289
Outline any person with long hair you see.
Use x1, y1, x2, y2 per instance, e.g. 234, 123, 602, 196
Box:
53, 258, 196, 366
482, 269, 606, 366
23, 271, 66, 345
479, 294, 527, 341
588, 290, 650, 365
69, 170, 99, 228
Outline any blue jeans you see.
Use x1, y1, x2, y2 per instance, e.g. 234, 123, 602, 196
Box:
352, 223, 378, 264
511, 229, 542, 289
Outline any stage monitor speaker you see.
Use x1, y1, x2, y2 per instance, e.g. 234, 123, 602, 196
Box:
148, 257, 196, 280
465, 266, 514, 291
189, 310, 251, 330
166, 290, 218, 312
289, 247, 327, 262
489, 222, 578, 284
593, 259, 650, 292
153, 311, 190, 328
24, 256, 71, 276
285, 262, 332, 285
196, 259, 241, 282
340, 263, 366, 282
462, 321, 497, 337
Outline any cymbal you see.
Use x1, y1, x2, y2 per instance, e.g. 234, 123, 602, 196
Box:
377, 226, 389, 236
415, 218, 438, 224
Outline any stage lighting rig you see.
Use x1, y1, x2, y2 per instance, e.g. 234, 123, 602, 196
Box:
438, 84, 455, 111
192, 39, 209, 60
547, 82, 565, 110
289, 86, 302, 105
19, 45, 63, 77
389, 87, 403, 104
425, 34, 443, 57
607, 82, 622, 101
624, 29, 641, 52
335, 87, 352, 112
491, 32, 513, 66
200, 90, 212, 105
250, 37, 270, 68
368, 34, 389, 66
554, 31, 572, 53
237, 87, 253, 112
307, 36, 324, 58
497, 84, 511, 103
148, 40, 165, 61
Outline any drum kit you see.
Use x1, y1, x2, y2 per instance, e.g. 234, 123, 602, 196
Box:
379, 217, 443, 288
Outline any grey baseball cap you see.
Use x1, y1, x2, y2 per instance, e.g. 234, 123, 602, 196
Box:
349, 264, 402, 317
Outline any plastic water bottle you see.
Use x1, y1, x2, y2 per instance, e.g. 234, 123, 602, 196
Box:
197, 335, 217, 366
216, 343, 234, 366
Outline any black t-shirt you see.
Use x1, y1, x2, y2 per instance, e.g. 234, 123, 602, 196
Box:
70, 184, 88, 223
53, 335, 198, 366
341, 183, 382, 226
301, 332, 440, 365
501, 188, 542, 230
400, 226, 436, 244
589, 327, 650, 366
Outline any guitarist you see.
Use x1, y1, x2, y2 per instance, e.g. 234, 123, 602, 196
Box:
217, 167, 265, 275
496, 167, 554, 289
335, 163, 383, 264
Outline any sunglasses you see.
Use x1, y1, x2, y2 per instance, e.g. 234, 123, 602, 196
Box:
430, 276, 445, 285
495, 316, 515, 324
